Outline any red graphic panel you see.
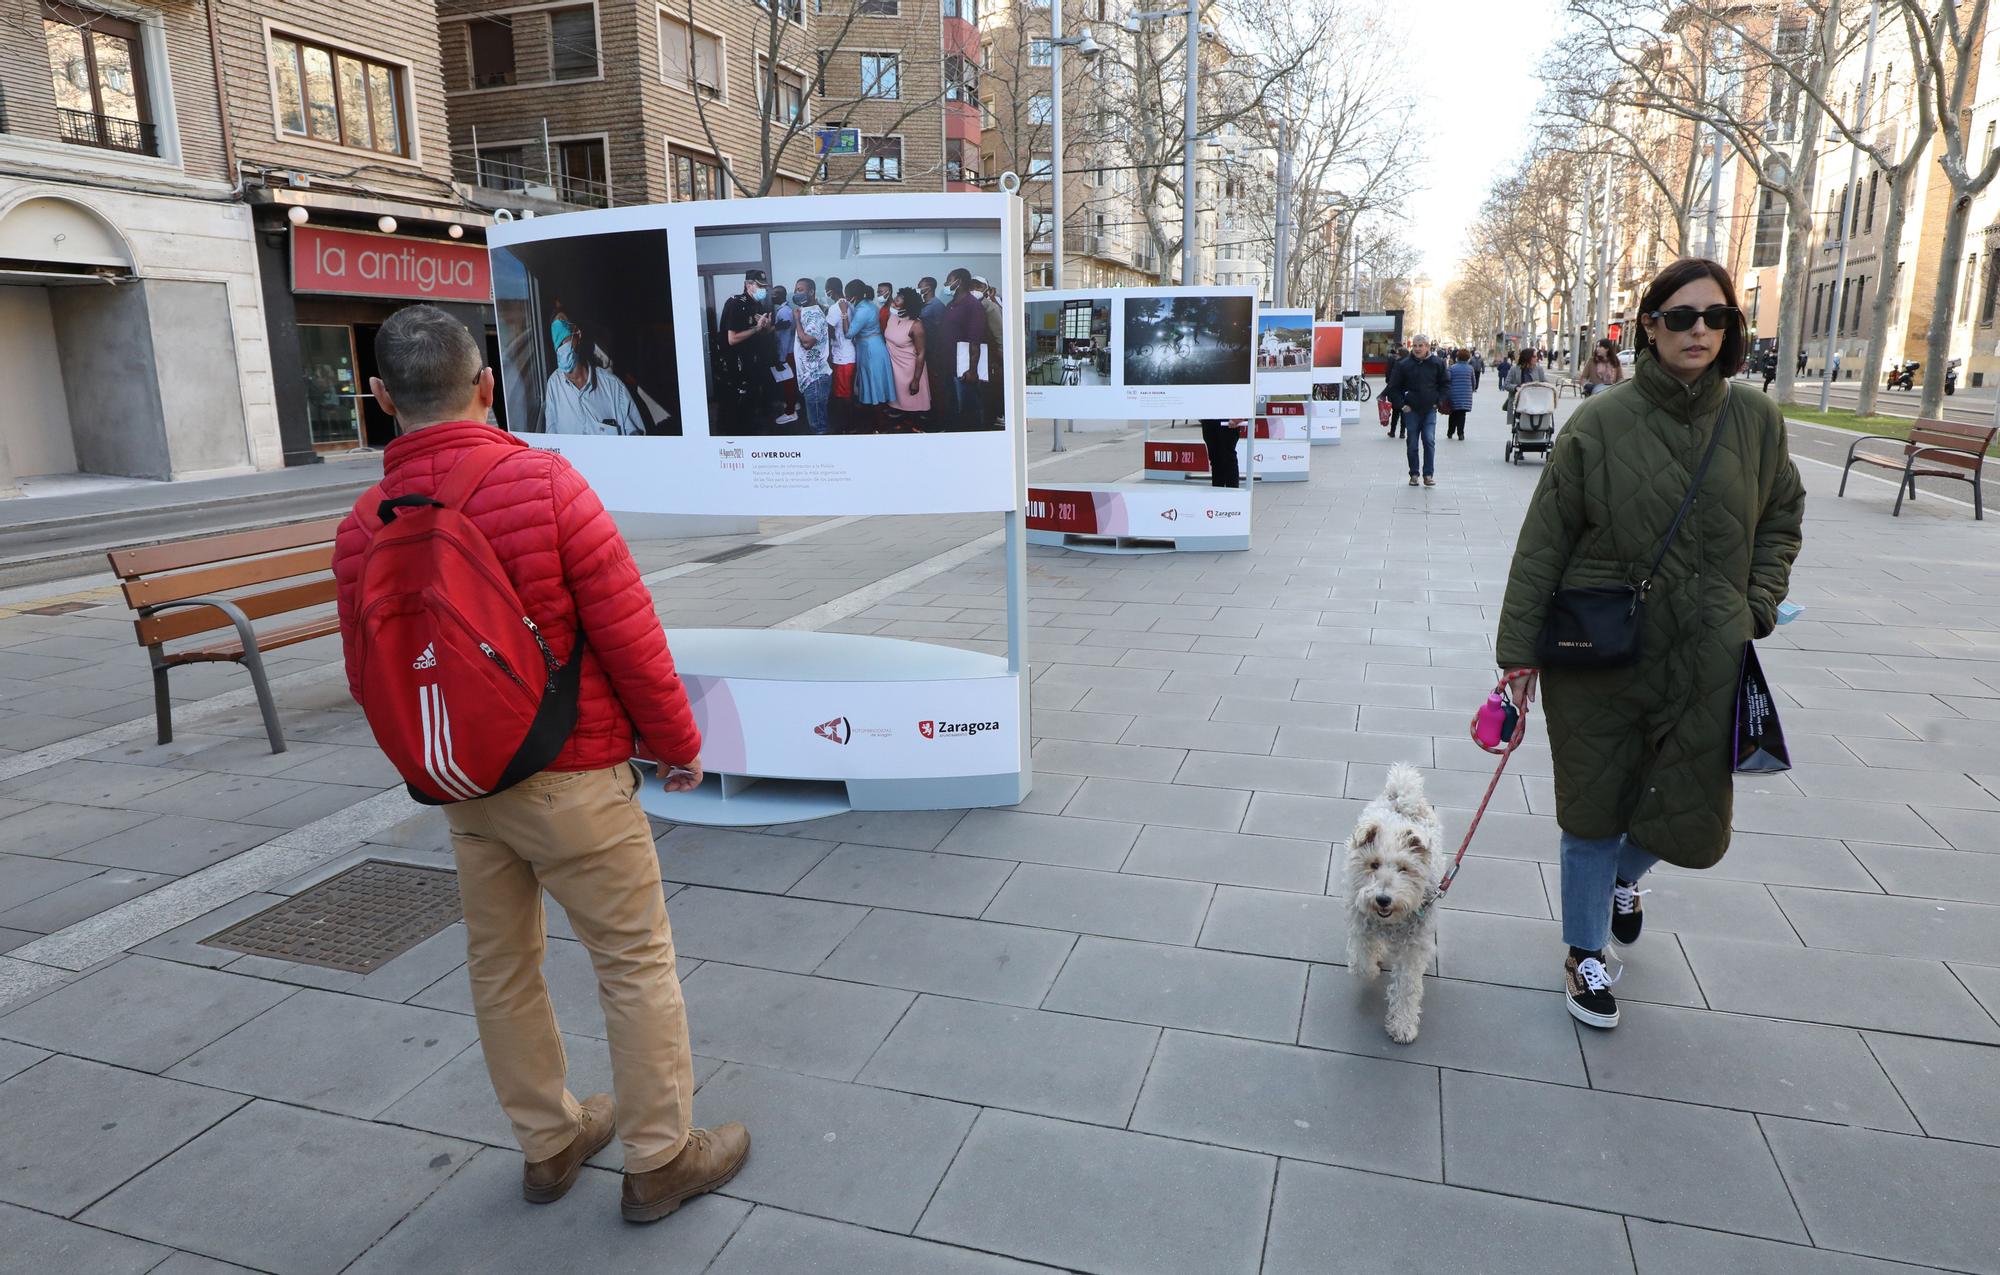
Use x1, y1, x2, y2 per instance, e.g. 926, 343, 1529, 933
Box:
1312, 324, 1344, 370
1141, 441, 1211, 473
291, 226, 492, 303
1027, 487, 1100, 534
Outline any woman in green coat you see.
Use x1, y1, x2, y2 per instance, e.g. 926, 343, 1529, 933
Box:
1494, 258, 1805, 1030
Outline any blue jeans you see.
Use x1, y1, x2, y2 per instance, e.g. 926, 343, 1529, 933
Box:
1404, 406, 1437, 477
799, 375, 831, 434
1559, 831, 1659, 952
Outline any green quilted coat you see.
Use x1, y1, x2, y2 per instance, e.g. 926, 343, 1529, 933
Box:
1495, 352, 1805, 868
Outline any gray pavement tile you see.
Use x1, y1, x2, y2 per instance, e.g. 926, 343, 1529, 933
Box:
0, 926, 30, 952
1159, 669, 1299, 700
916, 1108, 1274, 1275
133, 1250, 261, 1274
1117, 714, 1281, 754
1907, 803, 2000, 854
982, 863, 1213, 945
788, 844, 1016, 917
0, 1054, 244, 1216
0, 1200, 168, 1274
1652, 831, 1880, 891
1072, 686, 1220, 720
1625, 1218, 1946, 1274
233, 782, 385, 830
769, 807, 969, 852
1772, 885, 2000, 964
157, 736, 341, 777
693, 1062, 976, 1232
1263, 1160, 1632, 1275
1547, 871, 1798, 945
1174, 749, 1346, 797
1681, 938, 2000, 1043
1028, 707, 1135, 743
57, 814, 275, 876
1002, 770, 1081, 815
0, 850, 103, 908
1442, 1070, 1806, 1241
665, 885, 868, 973
1035, 662, 1169, 691
1030, 737, 1186, 781
1729, 794, 1947, 847
679, 962, 912, 1080
1239, 790, 1368, 840
1863, 1033, 2000, 1145
0, 710, 103, 749
1789, 764, 2000, 809
344, 1150, 747, 1274
1122, 824, 1331, 893
0, 866, 173, 933
815, 910, 1074, 1006
709, 1206, 1060, 1275
81, 734, 241, 768
657, 827, 840, 892
1348, 762, 1531, 814
1763, 1115, 2000, 1273
1436, 910, 1708, 1007
1042, 935, 1308, 1042
0, 955, 293, 1071
1954, 959, 2000, 1028
934, 808, 1138, 869
367, 807, 450, 851
857, 993, 1157, 1126
1197, 885, 1350, 964
1440, 853, 1551, 918
1212, 693, 1357, 729
1847, 841, 2000, 904
1429, 807, 1563, 863
80, 1100, 472, 1275
408, 935, 617, 1038
0, 797, 32, 823
1299, 966, 1586, 1084
0, 760, 196, 807
0, 1037, 45, 1082
167, 987, 477, 1117
271, 744, 402, 789
1579, 1003, 1919, 1131
1271, 725, 1437, 765
1130, 1029, 1441, 1178
378, 1031, 619, 1150
1064, 776, 1251, 832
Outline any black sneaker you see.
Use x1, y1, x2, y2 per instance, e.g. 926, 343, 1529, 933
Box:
1611, 879, 1648, 946
1564, 950, 1622, 1028
1408, 475, 1419, 486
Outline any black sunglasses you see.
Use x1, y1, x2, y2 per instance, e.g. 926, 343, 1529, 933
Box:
1646, 305, 1741, 333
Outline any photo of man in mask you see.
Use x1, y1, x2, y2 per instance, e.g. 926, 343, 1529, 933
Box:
544, 320, 647, 435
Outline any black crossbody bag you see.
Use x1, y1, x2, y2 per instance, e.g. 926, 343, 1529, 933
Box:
1535, 385, 1731, 669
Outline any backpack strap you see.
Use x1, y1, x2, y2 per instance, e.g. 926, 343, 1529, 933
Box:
371, 443, 516, 527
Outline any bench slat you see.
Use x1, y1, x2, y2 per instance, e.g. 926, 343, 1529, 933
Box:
159, 616, 342, 665
134, 578, 339, 647
122, 546, 335, 609
108, 517, 344, 580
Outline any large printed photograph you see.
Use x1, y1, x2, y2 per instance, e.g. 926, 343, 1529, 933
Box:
694, 220, 1006, 436
490, 229, 683, 437
1026, 296, 1113, 387
1123, 296, 1254, 386
1258, 313, 1312, 369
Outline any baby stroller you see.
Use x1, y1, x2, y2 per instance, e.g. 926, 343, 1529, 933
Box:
1506, 381, 1558, 464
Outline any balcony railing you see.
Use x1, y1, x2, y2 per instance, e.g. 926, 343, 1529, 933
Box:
58, 108, 158, 156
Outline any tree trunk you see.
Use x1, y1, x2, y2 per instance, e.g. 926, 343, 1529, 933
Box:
1855, 173, 1912, 417
1919, 191, 1973, 419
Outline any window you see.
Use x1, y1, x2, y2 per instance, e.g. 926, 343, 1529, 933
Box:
945, 54, 978, 102
863, 134, 902, 180
860, 53, 899, 98
43, 2, 156, 155
944, 0, 977, 19
271, 34, 405, 154
946, 136, 976, 182
661, 15, 723, 96
1982, 252, 2000, 326
466, 17, 516, 87
859, 0, 899, 13
758, 58, 805, 123
550, 6, 598, 80
672, 147, 726, 200
1027, 153, 1053, 180
1752, 189, 1783, 268
476, 143, 529, 190
1837, 278, 1849, 334
1962, 253, 1979, 322
1987, 120, 1997, 167
756, 0, 804, 25
1031, 261, 1054, 288
1849, 180, 1862, 237
1809, 284, 1823, 335
1865, 172, 1878, 234
1030, 39, 1052, 66
1854, 276, 1866, 327
1028, 92, 1052, 124
1029, 205, 1053, 244
556, 137, 607, 207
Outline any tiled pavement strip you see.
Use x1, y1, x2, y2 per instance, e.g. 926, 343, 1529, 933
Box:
0, 390, 1997, 1272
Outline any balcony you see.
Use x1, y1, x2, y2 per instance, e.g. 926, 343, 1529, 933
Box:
57, 108, 158, 157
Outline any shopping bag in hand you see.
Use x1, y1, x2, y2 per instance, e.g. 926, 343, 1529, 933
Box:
1733, 642, 1791, 774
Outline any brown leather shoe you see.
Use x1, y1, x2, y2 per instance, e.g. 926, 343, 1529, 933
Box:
621, 1123, 750, 1223
522, 1093, 615, 1204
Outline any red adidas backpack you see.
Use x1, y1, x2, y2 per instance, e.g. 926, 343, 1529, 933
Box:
348, 446, 581, 804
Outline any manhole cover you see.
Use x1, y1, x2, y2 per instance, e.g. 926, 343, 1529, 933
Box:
201, 860, 462, 973
23, 601, 95, 616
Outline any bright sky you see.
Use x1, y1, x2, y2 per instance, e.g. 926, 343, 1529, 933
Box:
1401, 0, 1567, 300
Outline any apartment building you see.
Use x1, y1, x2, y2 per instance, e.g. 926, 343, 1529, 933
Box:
0, 0, 278, 489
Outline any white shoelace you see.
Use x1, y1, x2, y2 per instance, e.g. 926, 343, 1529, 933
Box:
1576, 956, 1622, 993
1612, 883, 1650, 915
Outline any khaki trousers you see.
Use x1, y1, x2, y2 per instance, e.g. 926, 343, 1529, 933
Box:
444, 763, 693, 1173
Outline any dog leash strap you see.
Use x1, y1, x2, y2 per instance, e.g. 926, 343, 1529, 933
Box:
1438, 681, 1531, 899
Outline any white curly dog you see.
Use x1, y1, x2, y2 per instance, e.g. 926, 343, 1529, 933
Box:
1342, 763, 1444, 1044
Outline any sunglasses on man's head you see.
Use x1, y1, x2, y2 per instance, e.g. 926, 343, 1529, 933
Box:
1646, 305, 1741, 333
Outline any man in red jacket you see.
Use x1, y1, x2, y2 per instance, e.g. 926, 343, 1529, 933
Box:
333, 305, 748, 1223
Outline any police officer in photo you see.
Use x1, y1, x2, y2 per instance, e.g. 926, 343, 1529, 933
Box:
718, 269, 777, 430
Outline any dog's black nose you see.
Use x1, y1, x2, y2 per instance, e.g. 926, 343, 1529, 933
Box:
1373, 893, 1392, 909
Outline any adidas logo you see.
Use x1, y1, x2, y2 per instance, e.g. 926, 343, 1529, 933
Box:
412, 643, 437, 670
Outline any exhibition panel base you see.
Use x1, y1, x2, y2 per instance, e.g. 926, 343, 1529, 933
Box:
636, 629, 1030, 826
1026, 483, 1251, 554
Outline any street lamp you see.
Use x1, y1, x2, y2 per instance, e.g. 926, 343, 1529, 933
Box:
1126, 3, 1201, 284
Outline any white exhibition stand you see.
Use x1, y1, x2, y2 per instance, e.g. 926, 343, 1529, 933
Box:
1025, 481, 1251, 554
1140, 426, 1308, 483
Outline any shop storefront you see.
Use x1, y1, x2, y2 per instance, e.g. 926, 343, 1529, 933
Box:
252, 206, 498, 464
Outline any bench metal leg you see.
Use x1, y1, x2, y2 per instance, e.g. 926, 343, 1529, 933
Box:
240, 642, 287, 755
1977, 470, 1986, 521
146, 596, 289, 754
1838, 460, 1853, 497
151, 663, 173, 746
1893, 464, 1912, 516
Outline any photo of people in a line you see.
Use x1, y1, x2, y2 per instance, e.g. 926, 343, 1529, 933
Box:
1123, 296, 1253, 386
1258, 316, 1311, 369
695, 220, 1007, 436
1026, 297, 1113, 387
490, 230, 682, 436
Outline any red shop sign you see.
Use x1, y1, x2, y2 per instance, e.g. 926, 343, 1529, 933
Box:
291, 225, 491, 304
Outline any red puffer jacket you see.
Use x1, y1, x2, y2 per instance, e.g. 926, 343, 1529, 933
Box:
332, 420, 701, 773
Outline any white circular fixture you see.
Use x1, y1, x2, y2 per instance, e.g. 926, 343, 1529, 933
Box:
446, 224, 464, 239
377, 216, 397, 233
285, 205, 309, 225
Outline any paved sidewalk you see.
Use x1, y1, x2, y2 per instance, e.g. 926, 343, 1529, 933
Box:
0, 393, 1997, 1274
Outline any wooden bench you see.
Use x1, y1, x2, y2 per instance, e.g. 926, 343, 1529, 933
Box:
1839, 419, 1996, 519
108, 517, 344, 754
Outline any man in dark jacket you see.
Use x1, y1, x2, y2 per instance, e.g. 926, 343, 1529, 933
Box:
1386, 334, 1451, 486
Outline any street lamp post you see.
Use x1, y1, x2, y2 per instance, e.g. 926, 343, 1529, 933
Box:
1046, 13, 1100, 453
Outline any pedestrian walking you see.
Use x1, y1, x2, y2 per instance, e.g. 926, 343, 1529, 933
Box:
1471, 350, 1485, 391
1444, 347, 1475, 439
1760, 349, 1777, 395
1580, 338, 1624, 397
1796, 348, 1808, 375
1386, 333, 1450, 486
335, 305, 751, 1222
1496, 351, 1514, 392
1493, 258, 1805, 1031
1200, 417, 1243, 487
1502, 347, 1549, 417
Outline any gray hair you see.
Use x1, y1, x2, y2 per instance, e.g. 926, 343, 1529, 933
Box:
374, 304, 483, 426
1410, 332, 1432, 345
